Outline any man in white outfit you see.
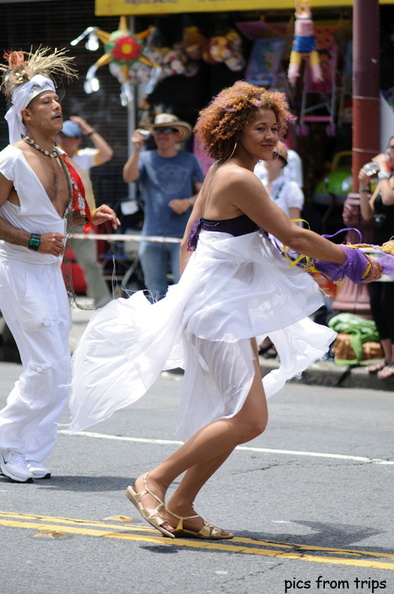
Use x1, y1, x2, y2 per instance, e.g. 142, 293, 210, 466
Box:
57, 117, 113, 308
0, 48, 119, 482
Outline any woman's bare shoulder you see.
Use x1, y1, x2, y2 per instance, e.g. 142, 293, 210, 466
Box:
214, 162, 261, 189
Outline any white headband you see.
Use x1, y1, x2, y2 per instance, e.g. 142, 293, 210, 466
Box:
4, 74, 56, 143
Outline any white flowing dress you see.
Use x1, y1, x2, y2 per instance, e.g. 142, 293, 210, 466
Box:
67, 226, 336, 439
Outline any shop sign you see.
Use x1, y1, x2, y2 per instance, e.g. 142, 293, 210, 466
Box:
95, 0, 392, 15
96, 0, 269, 15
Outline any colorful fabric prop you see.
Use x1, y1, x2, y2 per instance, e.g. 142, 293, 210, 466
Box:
288, 0, 323, 86
282, 228, 394, 285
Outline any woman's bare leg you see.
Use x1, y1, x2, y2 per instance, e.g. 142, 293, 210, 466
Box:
133, 342, 267, 533
164, 448, 235, 534
380, 338, 392, 363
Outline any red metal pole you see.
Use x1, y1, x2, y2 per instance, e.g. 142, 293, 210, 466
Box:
332, 0, 380, 316
352, 0, 380, 187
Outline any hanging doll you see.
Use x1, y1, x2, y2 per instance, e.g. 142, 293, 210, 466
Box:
288, 0, 323, 86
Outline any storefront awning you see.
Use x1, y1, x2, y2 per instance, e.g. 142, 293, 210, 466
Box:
95, 0, 393, 17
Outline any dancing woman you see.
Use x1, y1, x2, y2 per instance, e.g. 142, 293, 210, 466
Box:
69, 81, 381, 539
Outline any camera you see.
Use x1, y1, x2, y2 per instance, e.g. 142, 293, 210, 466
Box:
373, 213, 387, 228
363, 161, 380, 177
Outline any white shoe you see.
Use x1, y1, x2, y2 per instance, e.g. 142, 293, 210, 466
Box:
27, 461, 51, 479
0, 451, 34, 482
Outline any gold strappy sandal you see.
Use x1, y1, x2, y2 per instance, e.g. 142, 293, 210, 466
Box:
125, 473, 175, 539
165, 508, 233, 540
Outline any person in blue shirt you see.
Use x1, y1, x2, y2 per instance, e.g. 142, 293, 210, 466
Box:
123, 113, 204, 300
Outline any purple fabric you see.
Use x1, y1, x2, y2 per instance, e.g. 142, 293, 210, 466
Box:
187, 217, 203, 252
321, 228, 363, 243
313, 246, 370, 284
297, 226, 394, 283
314, 244, 394, 283
377, 253, 394, 275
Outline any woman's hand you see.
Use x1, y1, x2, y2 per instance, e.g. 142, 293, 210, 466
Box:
363, 259, 383, 283
372, 153, 391, 176
358, 168, 370, 191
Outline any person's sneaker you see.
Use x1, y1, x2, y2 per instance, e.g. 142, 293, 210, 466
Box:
0, 450, 33, 482
27, 461, 51, 479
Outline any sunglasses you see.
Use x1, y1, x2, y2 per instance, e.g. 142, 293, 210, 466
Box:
153, 128, 178, 135
387, 145, 394, 150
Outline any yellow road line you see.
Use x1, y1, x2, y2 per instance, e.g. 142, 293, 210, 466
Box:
0, 512, 393, 570
2, 511, 394, 560
2, 511, 394, 558
0, 510, 151, 532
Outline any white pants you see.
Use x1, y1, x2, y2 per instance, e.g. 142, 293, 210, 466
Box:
0, 258, 72, 462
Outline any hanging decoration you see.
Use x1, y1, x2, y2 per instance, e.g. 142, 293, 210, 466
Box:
182, 27, 245, 72
70, 16, 155, 105
71, 19, 246, 103
181, 26, 245, 72
287, 0, 323, 86
160, 47, 188, 76
223, 31, 245, 72
182, 26, 206, 61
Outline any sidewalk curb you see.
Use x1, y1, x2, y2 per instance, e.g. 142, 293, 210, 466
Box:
260, 358, 394, 392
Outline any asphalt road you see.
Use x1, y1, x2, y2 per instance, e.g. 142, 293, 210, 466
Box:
0, 362, 393, 594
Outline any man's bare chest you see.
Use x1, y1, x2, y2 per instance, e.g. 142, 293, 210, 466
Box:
26, 151, 70, 217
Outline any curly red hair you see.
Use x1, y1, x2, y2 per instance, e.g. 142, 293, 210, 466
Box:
194, 81, 295, 161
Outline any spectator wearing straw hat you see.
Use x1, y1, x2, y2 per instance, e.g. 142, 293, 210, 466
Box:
123, 113, 204, 301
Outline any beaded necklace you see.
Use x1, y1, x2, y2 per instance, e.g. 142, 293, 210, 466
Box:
23, 135, 62, 167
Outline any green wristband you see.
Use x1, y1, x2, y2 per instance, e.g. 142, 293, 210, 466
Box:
28, 233, 41, 251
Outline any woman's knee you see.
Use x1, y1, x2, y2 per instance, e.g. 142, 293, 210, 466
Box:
248, 415, 268, 441
234, 412, 268, 444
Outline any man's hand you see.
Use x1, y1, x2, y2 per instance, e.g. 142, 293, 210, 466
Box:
70, 115, 93, 136
168, 198, 191, 215
131, 129, 147, 152
39, 232, 67, 256
91, 204, 120, 229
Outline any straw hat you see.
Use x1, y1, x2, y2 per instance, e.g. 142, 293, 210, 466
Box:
148, 113, 192, 142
